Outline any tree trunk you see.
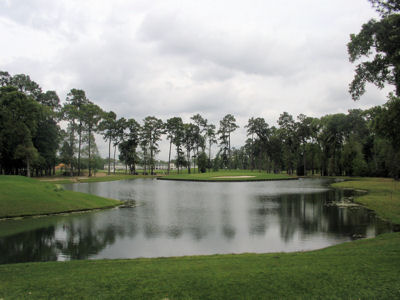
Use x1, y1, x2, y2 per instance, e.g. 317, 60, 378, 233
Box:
113, 145, 116, 175
77, 123, 82, 176
168, 139, 172, 175
108, 138, 111, 175
88, 126, 92, 177
26, 156, 31, 177
187, 149, 191, 174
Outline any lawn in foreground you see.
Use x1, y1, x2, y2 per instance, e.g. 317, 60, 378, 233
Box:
0, 175, 120, 218
160, 169, 294, 181
0, 232, 399, 299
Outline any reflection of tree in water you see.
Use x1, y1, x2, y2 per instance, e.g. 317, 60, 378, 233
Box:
251, 190, 391, 243
220, 196, 236, 240
56, 216, 120, 259
0, 226, 58, 264
248, 195, 278, 235
0, 213, 133, 264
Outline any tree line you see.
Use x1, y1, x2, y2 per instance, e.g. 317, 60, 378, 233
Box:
0, 70, 399, 178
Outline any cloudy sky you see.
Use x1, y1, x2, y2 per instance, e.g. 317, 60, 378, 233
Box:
0, 0, 392, 159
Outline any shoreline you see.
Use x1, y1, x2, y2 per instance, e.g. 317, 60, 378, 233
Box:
157, 176, 298, 182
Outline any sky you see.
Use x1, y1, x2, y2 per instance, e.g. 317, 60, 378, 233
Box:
0, 0, 393, 160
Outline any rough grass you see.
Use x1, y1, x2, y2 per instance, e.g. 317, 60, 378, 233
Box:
0, 175, 120, 218
332, 177, 400, 224
160, 170, 294, 181
0, 232, 399, 299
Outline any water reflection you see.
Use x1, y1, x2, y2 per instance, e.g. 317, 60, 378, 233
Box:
0, 178, 393, 264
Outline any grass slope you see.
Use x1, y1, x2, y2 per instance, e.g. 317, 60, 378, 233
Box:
0, 175, 120, 218
160, 170, 294, 181
0, 232, 399, 299
332, 177, 400, 224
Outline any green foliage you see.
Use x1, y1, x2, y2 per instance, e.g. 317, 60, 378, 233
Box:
197, 152, 208, 173
348, 1, 400, 99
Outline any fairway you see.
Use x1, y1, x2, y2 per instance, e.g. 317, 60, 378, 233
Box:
159, 170, 296, 181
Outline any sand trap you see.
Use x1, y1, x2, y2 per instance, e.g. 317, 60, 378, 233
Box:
211, 175, 256, 179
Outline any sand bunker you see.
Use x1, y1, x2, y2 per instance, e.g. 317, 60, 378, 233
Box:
211, 176, 256, 179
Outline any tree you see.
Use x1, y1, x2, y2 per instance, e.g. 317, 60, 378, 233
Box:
119, 118, 141, 174
64, 89, 89, 176
374, 94, 400, 178
205, 124, 217, 171
0, 86, 42, 176
348, 0, 400, 100
142, 116, 165, 175
81, 102, 103, 177
112, 117, 127, 174
296, 114, 314, 176
10, 74, 42, 101
218, 114, 239, 168
278, 112, 298, 174
183, 123, 198, 174
165, 117, 184, 174
0, 71, 11, 87
99, 111, 117, 175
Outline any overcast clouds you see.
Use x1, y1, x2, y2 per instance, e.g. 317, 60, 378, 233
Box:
0, 0, 393, 159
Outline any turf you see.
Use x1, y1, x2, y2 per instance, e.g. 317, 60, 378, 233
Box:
159, 170, 294, 181
0, 232, 399, 299
0, 175, 120, 218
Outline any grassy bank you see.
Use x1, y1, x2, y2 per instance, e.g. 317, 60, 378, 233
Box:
332, 177, 400, 224
0, 232, 399, 299
159, 170, 294, 181
39, 173, 158, 184
0, 175, 120, 218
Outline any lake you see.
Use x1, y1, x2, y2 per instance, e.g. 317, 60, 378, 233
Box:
0, 178, 392, 264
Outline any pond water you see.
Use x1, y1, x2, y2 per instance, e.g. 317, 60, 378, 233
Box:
0, 178, 393, 264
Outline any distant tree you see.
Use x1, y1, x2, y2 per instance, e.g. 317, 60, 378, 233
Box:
165, 117, 184, 174
142, 116, 165, 175
81, 102, 103, 177
64, 89, 89, 176
119, 118, 141, 174
112, 117, 127, 174
205, 124, 217, 171
38, 91, 60, 111
10, 74, 42, 101
99, 111, 117, 175
278, 112, 298, 174
0, 71, 11, 86
218, 114, 239, 168
183, 123, 198, 174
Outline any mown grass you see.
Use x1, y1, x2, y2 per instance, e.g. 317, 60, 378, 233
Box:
39, 173, 158, 184
0, 232, 399, 299
0, 175, 120, 218
160, 169, 294, 181
332, 177, 400, 224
